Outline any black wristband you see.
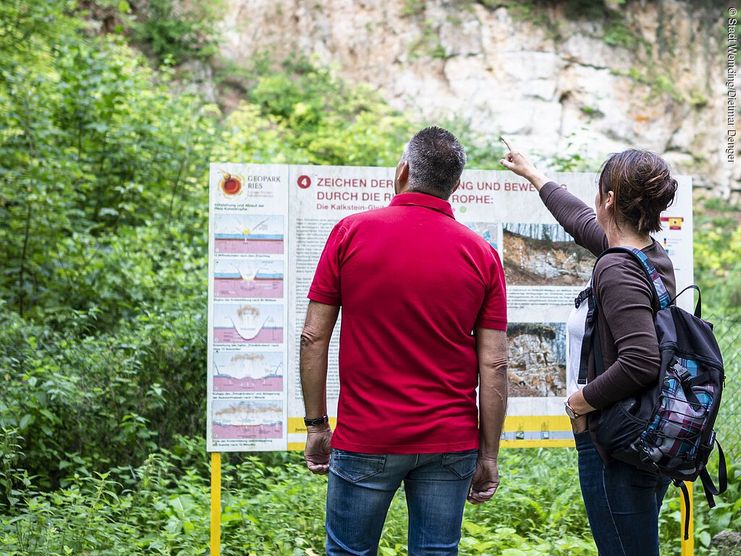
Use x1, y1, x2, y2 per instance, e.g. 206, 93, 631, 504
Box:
304, 415, 329, 427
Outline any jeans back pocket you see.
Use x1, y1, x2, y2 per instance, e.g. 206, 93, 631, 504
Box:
441, 450, 478, 480
330, 450, 386, 483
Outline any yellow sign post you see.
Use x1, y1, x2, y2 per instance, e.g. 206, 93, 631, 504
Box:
680, 481, 694, 556
210, 452, 222, 556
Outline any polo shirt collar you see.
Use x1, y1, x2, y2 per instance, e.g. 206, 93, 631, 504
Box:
389, 192, 455, 218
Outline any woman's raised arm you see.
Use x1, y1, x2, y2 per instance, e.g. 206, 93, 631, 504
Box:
499, 139, 608, 256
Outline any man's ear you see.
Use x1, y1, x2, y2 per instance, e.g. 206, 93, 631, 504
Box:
451, 180, 461, 195
394, 161, 409, 194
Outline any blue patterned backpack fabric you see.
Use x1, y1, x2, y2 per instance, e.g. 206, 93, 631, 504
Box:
576, 246, 727, 539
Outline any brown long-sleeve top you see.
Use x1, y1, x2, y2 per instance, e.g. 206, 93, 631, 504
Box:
539, 181, 676, 409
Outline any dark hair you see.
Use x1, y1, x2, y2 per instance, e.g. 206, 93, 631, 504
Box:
598, 149, 678, 234
402, 126, 466, 198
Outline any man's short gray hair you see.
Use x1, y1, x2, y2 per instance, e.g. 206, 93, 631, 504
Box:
401, 127, 466, 199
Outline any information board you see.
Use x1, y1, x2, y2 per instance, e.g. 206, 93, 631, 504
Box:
206, 164, 693, 452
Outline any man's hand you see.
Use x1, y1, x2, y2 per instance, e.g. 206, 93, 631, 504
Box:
467, 455, 499, 504
498, 137, 550, 190
304, 426, 332, 474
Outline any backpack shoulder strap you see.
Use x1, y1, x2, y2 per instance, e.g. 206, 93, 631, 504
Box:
699, 437, 728, 506
595, 246, 671, 311
576, 285, 595, 385
586, 246, 669, 379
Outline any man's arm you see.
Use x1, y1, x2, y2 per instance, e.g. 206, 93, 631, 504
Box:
300, 300, 340, 474
468, 328, 508, 504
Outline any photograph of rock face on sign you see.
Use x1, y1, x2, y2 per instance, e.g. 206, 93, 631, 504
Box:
503, 223, 595, 286
507, 323, 566, 397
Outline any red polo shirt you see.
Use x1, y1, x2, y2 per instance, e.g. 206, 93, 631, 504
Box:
308, 192, 507, 453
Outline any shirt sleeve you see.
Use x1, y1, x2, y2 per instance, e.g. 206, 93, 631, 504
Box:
539, 181, 609, 257
307, 221, 347, 306
476, 248, 508, 331
581, 254, 661, 409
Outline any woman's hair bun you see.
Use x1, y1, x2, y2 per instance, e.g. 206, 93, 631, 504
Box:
598, 149, 678, 234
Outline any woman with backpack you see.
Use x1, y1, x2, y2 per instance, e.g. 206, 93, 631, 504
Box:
500, 143, 678, 556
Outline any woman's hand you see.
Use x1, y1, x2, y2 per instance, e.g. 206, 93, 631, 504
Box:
499, 137, 551, 191
567, 390, 597, 416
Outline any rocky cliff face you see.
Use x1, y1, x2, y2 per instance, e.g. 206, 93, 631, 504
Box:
217, 0, 737, 194
503, 228, 595, 285
507, 323, 567, 397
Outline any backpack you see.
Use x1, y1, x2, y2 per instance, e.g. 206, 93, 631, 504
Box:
576, 246, 727, 539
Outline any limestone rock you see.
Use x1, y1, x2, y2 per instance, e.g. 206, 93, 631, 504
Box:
712, 530, 741, 556
507, 323, 567, 397
216, 0, 736, 195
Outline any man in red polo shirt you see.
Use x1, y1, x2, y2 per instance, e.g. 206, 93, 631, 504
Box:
300, 126, 508, 555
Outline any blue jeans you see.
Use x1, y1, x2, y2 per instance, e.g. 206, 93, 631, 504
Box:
325, 448, 478, 556
575, 431, 671, 556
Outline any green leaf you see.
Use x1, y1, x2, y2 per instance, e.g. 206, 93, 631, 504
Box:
699, 531, 711, 547
18, 414, 33, 430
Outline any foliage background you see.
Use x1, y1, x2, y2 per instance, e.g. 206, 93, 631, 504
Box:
0, 1, 738, 554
